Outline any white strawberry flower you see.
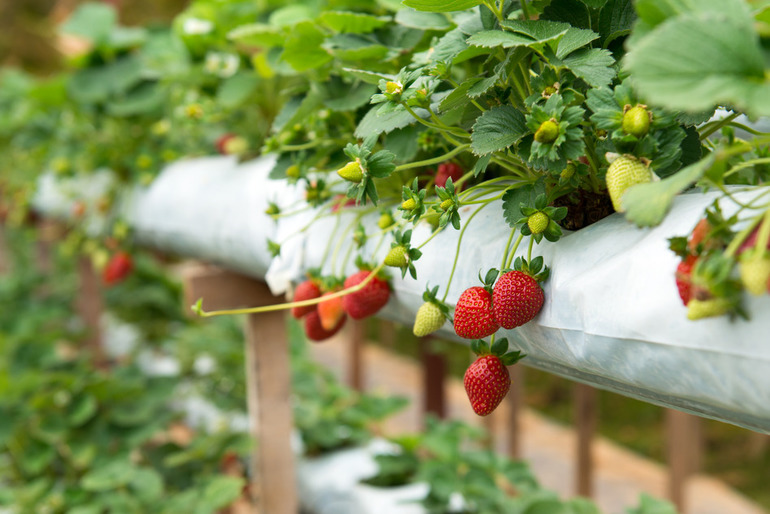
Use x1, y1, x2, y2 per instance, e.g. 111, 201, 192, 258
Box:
182, 17, 214, 35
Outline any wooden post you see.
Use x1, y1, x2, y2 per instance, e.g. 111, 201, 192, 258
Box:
666, 409, 701, 512
420, 336, 446, 421
575, 383, 597, 497
76, 256, 106, 367
506, 364, 524, 459
183, 264, 297, 514
348, 319, 365, 391
0, 225, 9, 274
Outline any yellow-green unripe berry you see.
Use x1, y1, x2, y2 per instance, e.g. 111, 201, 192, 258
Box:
686, 298, 730, 320
136, 154, 153, 170
622, 105, 652, 138
384, 245, 408, 268
286, 165, 301, 179
605, 156, 652, 212
385, 81, 403, 94
528, 212, 549, 234
413, 302, 446, 337
337, 160, 363, 183
439, 198, 453, 211
378, 212, 394, 229
51, 157, 70, 174
534, 119, 559, 144
223, 136, 249, 155
401, 198, 417, 211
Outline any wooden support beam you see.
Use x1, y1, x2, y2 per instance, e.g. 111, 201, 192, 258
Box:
574, 383, 597, 498
506, 364, 524, 459
76, 256, 106, 368
667, 409, 701, 513
348, 319, 365, 391
420, 336, 446, 421
183, 263, 297, 514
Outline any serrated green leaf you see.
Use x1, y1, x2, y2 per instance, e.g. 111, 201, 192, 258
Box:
556, 28, 598, 59
269, 4, 316, 27
502, 182, 546, 228
561, 48, 615, 87
402, 0, 482, 12
439, 77, 480, 112
624, 12, 770, 117
68, 394, 97, 426
356, 104, 427, 137
228, 23, 284, 47
282, 21, 332, 71
384, 125, 422, 161
473, 154, 492, 176
324, 35, 389, 61
598, 0, 635, 47
368, 150, 396, 178
469, 19, 570, 50
320, 11, 390, 33
622, 155, 715, 227
471, 105, 527, 156
395, 9, 452, 30
325, 80, 377, 112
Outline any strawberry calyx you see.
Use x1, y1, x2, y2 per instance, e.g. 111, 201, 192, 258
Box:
517, 193, 567, 243
478, 268, 500, 295
509, 256, 550, 283
384, 229, 422, 279
470, 338, 525, 366
421, 284, 450, 318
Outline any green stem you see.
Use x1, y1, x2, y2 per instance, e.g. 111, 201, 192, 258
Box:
331, 214, 362, 275
520, 0, 531, 20
320, 214, 341, 268
500, 227, 517, 271
723, 157, 770, 180
417, 226, 444, 250
699, 112, 741, 140
194, 262, 387, 317
505, 233, 525, 269
395, 144, 471, 172
527, 235, 534, 262
441, 202, 492, 302
751, 208, 770, 259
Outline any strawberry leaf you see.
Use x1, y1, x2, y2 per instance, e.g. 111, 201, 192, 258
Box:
470, 106, 528, 156
401, 0, 482, 12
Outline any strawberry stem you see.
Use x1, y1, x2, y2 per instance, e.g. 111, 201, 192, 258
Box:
505, 233, 524, 270
393, 144, 470, 173
441, 202, 492, 303
527, 234, 534, 263
192, 261, 387, 318
500, 227, 517, 271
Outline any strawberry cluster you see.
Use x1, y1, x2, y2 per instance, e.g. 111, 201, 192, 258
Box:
291, 267, 390, 342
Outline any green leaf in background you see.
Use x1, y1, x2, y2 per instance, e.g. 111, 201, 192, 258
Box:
281, 21, 332, 72
81, 460, 136, 491
217, 71, 260, 109
598, 0, 635, 47
20, 439, 56, 475
324, 35, 389, 61
59, 2, 116, 44
402, 0, 482, 12
634, 0, 750, 29
140, 32, 190, 78
68, 55, 143, 104
471, 105, 527, 156
627, 493, 678, 514
320, 11, 390, 33
540, 0, 591, 30
580, 0, 608, 8
129, 468, 164, 503
107, 26, 148, 50
560, 48, 615, 88
198, 476, 245, 512
625, 7, 770, 116
108, 82, 165, 117
342, 67, 396, 85
384, 125, 422, 162
622, 155, 715, 227
356, 104, 426, 137
555, 28, 598, 59
228, 23, 285, 47
324, 79, 377, 111
269, 4, 316, 27
67, 393, 97, 427
395, 9, 452, 30
502, 181, 546, 228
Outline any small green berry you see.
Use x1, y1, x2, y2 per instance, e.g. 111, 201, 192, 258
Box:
622, 105, 652, 138
528, 212, 549, 234
534, 119, 559, 144
378, 212, 394, 229
384, 245, 408, 268
401, 198, 417, 211
286, 165, 301, 179
337, 160, 363, 183
439, 198, 453, 211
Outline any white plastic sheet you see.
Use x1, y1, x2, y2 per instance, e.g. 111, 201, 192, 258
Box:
33, 156, 770, 433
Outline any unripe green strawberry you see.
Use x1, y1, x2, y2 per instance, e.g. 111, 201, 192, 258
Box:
337, 160, 363, 183
605, 156, 652, 212
223, 135, 248, 155
534, 119, 559, 144
622, 104, 652, 138
413, 302, 446, 337
739, 256, 770, 295
286, 165, 301, 179
385, 81, 402, 94
401, 198, 417, 211
527, 212, 549, 234
440, 198, 453, 211
560, 162, 576, 180
464, 354, 510, 416
384, 245, 408, 268
687, 298, 729, 320
378, 212, 394, 229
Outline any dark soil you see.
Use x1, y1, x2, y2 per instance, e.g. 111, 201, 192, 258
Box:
553, 189, 614, 230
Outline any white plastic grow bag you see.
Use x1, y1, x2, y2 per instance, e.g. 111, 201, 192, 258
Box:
33, 155, 770, 433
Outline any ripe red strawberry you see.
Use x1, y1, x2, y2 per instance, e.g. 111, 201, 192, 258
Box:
330, 195, 357, 212
103, 251, 133, 286
675, 255, 697, 305
341, 270, 390, 319
317, 293, 345, 330
464, 354, 510, 416
454, 287, 499, 339
492, 271, 544, 329
304, 309, 346, 342
216, 133, 235, 155
292, 280, 321, 319
435, 162, 463, 189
